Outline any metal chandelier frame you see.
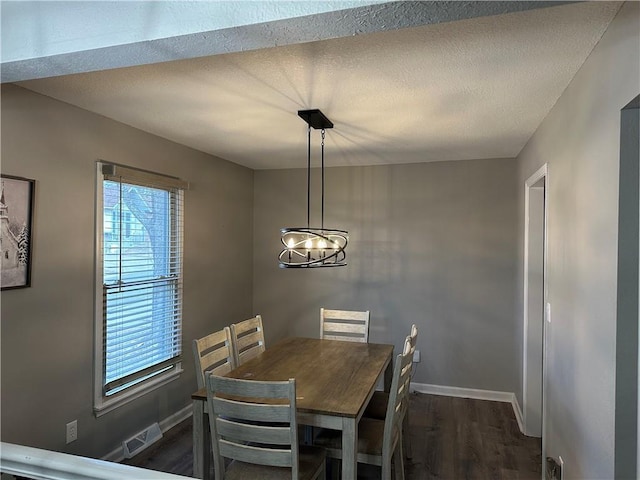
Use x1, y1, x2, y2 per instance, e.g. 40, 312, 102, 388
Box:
279, 109, 348, 268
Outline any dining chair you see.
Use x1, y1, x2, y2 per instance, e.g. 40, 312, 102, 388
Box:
192, 326, 237, 475
364, 324, 418, 459
320, 308, 370, 343
192, 326, 236, 389
314, 335, 413, 480
206, 374, 326, 480
230, 314, 265, 366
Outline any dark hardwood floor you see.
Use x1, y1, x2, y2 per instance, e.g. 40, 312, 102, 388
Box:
125, 392, 541, 479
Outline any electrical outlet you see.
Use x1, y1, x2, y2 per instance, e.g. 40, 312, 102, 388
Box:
66, 420, 78, 444
413, 349, 421, 363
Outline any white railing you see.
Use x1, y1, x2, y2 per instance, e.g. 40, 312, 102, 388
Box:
0, 442, 194, 480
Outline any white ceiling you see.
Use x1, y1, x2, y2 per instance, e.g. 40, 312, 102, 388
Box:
5, 1, 622, 170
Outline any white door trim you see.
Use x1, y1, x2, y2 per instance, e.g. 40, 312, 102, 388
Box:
523, 164, 548, 449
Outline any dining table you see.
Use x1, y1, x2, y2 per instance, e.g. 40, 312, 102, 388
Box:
191, 336, 394, 480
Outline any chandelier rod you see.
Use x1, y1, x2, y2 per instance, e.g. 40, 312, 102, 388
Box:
321, 128, 325, 230
307, 124, 311, 229
278, 109, 346, 268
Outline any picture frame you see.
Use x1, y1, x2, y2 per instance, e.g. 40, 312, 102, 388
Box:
1, 175, 35, 290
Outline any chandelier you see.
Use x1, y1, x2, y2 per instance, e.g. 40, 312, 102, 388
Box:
278, 109, 348, 268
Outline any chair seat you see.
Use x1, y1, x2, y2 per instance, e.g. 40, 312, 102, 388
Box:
364, 391, 389, 420
224, 445, 326, 480
314, 418, 386, 457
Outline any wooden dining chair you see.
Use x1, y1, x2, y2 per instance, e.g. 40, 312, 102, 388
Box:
364, 324, 418, 459
320, 308, 370, 343
192, 326, 237, 475
206, 375, 326, 480
230, 314, 265, 366
192, 326, 236, 389
314, 335, 413, 480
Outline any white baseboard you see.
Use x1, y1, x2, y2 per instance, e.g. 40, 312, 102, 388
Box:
510, 395, 525, 433
411, 382, 526, 435
159, 404, 192, 433
102, 443, 125, 463
101, 404, 192, 462
411, 382, 513, 402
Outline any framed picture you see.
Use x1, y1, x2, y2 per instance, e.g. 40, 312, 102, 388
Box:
1, 175, 35, 290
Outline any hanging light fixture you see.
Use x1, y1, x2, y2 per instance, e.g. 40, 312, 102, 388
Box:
279, 109, 348, 268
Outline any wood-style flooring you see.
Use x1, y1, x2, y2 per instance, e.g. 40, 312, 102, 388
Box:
124, 392, 542, 479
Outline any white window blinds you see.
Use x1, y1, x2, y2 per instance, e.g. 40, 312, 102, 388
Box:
100, 163, 185, 396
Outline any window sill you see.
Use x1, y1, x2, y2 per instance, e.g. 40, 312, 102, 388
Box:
94, 366, 183, 417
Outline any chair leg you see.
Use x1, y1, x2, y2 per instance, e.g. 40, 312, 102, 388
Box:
303, 425, 313, 445
329, 458, 341, 480
393, 436, 405, 480
316, 457, 326, 480
382, 461, 392, 480
403, 409, 412, 460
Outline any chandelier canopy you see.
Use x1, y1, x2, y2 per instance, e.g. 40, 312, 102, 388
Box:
278, 109, 348, 268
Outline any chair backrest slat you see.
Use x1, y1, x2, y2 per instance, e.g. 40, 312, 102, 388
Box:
212, 397, 291, 423
192, 327, 235, 389
235, 330, 264, 353
216, 417, 292, 445
322, 322, 367, 334
200, 348, 233, 374
320, 308, 370, 343
206, 375, 299, 478
230, 315, 266, 366
406, 323, 418, 387
408, 324, 418, 357
218, 440, 292, 467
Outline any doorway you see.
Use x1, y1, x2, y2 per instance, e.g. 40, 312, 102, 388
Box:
523, 164, 548, 440
614, 95, 639, 479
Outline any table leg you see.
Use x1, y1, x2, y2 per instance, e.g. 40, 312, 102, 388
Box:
384, 357, 393, 392
341, 417, 357, 480
192, 400, 208, 479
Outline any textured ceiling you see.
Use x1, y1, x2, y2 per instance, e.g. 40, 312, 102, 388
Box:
10, 1, 622, 170
1, 1, 384, 63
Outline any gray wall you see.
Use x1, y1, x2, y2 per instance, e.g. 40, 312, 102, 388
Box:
0, 84, 254, 458
253, 158, 519, 393
515, 2, 640, 478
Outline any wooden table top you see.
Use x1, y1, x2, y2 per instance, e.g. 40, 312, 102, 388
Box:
192, 337, 393, 418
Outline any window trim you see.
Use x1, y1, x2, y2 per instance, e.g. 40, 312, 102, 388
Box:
93, 162, 185, 416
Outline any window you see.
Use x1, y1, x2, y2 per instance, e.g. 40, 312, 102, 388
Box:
94, 162, 187, 415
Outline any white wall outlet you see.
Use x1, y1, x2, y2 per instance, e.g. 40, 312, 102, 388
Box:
413, 349, 421, 363
546, 302, 552, 323
66, 420, 78, 444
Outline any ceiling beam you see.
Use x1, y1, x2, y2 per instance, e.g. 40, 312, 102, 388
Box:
1, 1, 576, 83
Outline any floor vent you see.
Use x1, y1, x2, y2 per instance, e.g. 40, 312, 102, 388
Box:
122, 422, 162, 459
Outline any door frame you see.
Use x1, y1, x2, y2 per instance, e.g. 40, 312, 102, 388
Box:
522, 163, 548, 450
614, 95, 639, 479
